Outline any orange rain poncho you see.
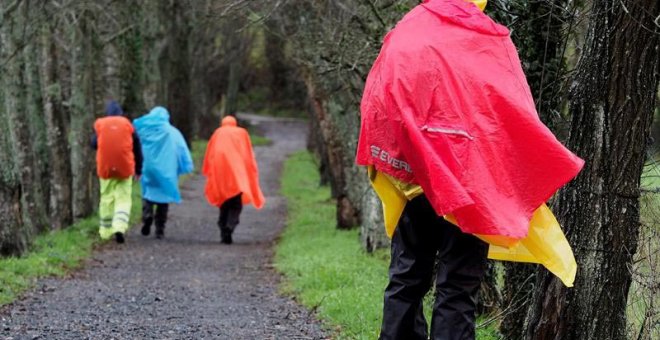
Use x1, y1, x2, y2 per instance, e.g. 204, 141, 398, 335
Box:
202, 116, 265, 209
94, 116, 136, 179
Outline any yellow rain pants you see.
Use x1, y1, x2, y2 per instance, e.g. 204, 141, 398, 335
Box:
368, 166, 577, 287
98, 178, 132, 240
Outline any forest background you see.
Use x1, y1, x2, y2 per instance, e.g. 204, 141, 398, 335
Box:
0, 1, 658, 339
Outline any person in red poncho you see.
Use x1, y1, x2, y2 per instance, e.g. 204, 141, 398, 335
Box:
202, 115, 265, 244
356, 0, 583, 339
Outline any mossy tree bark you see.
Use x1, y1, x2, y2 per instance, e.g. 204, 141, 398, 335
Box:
525, 1, 660, 339
165, 0, 193, 144
39, 20, 73, 230
0, 0, 43, 252
69, 8, 101, 220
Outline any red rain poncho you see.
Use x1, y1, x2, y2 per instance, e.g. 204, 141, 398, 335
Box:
355, 0, 584, 238
202, 116, 265, 209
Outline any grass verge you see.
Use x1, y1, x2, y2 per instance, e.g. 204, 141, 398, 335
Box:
0, 182, 142, 307
277, 151, 501, 339
627, 162, 660, 339
250, 133, 272, 147
191, 139, 209, 172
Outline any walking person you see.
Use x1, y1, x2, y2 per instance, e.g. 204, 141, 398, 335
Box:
133, 106, 193, 239
355, 0, 584, 339
202, 115, 265, 244
92, 100, 143, 244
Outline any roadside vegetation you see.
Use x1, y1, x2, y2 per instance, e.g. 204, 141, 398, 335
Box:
0, 183, 142, 306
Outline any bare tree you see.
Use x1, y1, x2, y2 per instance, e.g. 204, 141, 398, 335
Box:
269, 0, 420, 250
525, 1, 660, 339
39, 8, 73, 230
0, 0, 46, 251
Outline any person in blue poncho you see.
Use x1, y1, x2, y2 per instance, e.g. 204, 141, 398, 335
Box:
133, 106, 194, 239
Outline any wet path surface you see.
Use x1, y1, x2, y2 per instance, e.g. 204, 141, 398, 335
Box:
1, 115, 326, 340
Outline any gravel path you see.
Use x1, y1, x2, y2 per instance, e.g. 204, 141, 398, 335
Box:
0, 115, 327, 340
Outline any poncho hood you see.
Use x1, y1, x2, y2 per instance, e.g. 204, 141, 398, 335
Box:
135, 106, 170, 125
105, 100, 124, 116
134, 107, 193, 203
356, 0, 584, 238
422, 0, 505, 35
222, 116, 238, 127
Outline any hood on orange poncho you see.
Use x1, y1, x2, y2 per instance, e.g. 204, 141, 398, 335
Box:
202, 116, 265, 208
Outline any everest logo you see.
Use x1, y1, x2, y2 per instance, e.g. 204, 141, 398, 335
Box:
370, 145, 412, 173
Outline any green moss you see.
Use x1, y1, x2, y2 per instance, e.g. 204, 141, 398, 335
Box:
191, 139, 209, 172
249, 133, 272, 146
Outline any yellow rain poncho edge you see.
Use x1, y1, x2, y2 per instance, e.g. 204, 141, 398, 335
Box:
368, 166, 577, 287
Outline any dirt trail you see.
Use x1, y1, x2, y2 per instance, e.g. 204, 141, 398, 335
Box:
1, 115, 326, 339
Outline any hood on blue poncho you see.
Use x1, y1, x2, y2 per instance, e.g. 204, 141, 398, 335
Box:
105, 100, 124, 116
134, 107, 193, 203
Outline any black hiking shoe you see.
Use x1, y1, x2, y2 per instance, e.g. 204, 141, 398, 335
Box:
141, 224, 151, 236
114, 232, 125, 244
220, 232, 232, 245
155, 227, 164, 239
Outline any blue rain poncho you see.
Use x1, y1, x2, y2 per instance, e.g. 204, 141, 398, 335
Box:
134, 107, 193, 204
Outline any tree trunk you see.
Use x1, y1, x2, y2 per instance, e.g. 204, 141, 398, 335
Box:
141, 0, 167, 110
40, 23, 73, 230
69, 12, 99, 220
166, 0, 193, 144
24, 23, 50, 232
303, 78, 343, 198
500, 263, 536, 340
119, 1, 145, 117
265, 26, 288, 108
302, 78, 360, 228
224, 59, 242, 117
358, 188, 387, 252
477, 262, 503, 317
0, 65, 28, 256
525, 1, 660, 339
307, 115, 333, 187
0, 1, 40, 250
0, 183, 25, 256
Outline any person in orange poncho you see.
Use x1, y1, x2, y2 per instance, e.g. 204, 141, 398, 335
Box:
202, 116, 265, 244
92, 100, 143, 244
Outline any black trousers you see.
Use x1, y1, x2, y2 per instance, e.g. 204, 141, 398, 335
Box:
218, 194, 243, 238
142, 199, 169, 230
380, 195, 488, 340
